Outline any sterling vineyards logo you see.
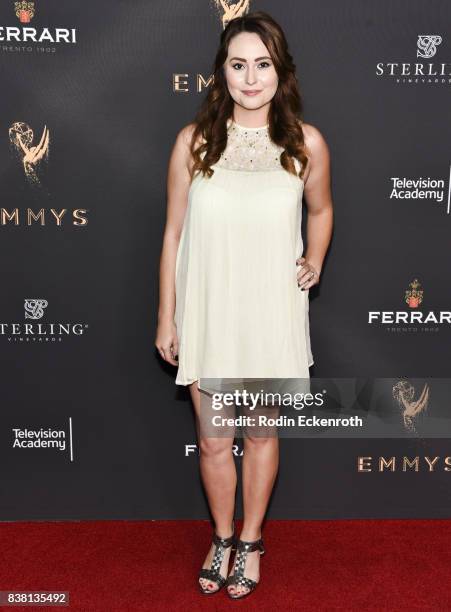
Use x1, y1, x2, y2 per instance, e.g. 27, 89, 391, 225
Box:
376, 34, 451, 85
368, 279, 451, 333
1, 2, 77, 53
0, 298, 89, 342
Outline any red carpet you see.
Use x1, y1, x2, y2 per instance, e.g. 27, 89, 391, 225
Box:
1, 519, 451, 611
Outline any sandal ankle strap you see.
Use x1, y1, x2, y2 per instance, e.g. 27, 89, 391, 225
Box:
212, 520, 235, 549
236, 537, 264, 553
212, 531, 235, 548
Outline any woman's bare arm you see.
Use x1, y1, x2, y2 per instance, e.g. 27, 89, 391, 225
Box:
155, 124, 195, 366
296, 123, 334, 289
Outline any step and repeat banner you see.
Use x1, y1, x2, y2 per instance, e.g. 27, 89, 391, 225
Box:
1, 1, 450, 520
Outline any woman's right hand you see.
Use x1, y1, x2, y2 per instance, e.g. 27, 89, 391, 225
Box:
155, 319, 179, 366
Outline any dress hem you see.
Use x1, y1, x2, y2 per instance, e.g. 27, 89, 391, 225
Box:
175, 360, 315, 387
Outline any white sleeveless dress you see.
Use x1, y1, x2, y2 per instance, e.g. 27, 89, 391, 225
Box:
174, 118, 314, 391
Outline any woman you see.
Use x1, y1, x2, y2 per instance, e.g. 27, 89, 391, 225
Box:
156, 10, 333, 600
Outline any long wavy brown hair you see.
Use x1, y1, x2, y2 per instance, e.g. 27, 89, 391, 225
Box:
190, 10, 309, 181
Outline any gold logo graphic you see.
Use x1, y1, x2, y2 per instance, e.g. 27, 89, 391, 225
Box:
1, 208, 89, 226
14, 1, 35, 24
405, 278, 423, 308
392, 380, 430, 433
212, 0, 250, 29
9, 121, 49, 187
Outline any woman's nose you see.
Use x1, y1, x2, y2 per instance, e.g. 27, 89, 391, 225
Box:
245, 67, 258, 86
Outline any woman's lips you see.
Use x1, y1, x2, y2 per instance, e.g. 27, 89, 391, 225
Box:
242, 90, 262, 96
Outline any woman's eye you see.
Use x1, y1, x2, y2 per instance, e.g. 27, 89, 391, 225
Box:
231, 62, 271, 70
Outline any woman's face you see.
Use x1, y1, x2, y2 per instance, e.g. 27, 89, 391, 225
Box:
223, 32, 279, 112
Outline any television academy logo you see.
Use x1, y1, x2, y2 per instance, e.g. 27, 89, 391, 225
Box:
0, 1, 77, 49
376, 34, 450, 84
11, 418, 75, 461
389, 167, 451, 215
368, 279, 451, 330
12, 426, 67, 451
0, 298, 89, 342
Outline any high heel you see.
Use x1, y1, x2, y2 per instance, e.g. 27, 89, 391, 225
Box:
198, 521, 235, 595
226, 536, 265, 599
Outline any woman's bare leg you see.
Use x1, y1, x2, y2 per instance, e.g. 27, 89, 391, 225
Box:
227, 406, 279, 596
189, 380, 237, 592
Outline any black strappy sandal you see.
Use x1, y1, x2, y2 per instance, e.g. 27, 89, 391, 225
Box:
198, 523, 236, 595
226, 536, 265, 599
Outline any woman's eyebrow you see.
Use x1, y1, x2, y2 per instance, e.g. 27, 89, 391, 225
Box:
228, 56, 272, 62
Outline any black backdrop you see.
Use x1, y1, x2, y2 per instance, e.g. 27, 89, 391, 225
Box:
1, 1, 451, 520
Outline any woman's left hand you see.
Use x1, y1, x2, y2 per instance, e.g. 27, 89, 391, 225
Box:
296, 256, 320, 290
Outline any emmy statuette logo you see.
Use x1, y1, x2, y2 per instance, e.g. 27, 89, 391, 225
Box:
212, 0, 250, 29
9, 121, 50, 188
392, 380, 430, 433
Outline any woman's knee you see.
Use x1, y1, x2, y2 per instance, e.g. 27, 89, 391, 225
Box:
243, 434, 277, 449
199, 436, 233, 458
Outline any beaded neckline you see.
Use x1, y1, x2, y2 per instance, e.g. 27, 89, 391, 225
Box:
227, 118, 269, 132
231, 120, 269, 131
215, 118, 284, 172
